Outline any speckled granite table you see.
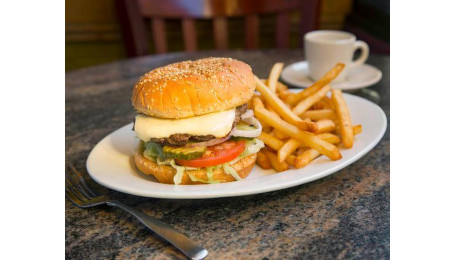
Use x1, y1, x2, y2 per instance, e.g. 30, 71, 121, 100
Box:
66, 50, 389, 259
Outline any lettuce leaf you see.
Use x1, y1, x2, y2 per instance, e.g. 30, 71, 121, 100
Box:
156, 158, 172, 165
222, 164, 242, 181
170, 159, 185, 185
228, 138, 264, 165
205, 167, 220, 184
186, 172, 208, 183
144, 142, 165, 160
142, 138, 264, 185
240, 138, 264, 158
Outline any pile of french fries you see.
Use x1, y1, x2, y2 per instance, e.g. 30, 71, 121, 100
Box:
250, 62, 362, 172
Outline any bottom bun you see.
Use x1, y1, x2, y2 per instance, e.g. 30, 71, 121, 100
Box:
134, 147, 257, 185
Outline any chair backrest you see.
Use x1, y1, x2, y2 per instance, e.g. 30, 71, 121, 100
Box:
116, 0, 320, 57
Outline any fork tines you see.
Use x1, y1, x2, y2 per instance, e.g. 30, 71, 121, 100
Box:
65, 164, 106, 207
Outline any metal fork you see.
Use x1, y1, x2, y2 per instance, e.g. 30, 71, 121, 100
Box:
65, 164, 208, 260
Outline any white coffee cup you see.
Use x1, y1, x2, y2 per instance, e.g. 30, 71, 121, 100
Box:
305, 30, 369, 83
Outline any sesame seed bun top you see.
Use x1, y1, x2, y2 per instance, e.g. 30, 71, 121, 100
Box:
131, 57, 256, 119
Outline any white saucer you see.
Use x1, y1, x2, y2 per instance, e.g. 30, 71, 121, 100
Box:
281, 61, 382, 90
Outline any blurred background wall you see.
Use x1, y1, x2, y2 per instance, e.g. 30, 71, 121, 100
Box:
66, 0, 389, 71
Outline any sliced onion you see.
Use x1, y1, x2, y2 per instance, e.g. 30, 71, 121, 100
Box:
186, 134, 231, 147
241, 109, 254, 120
231, 117, 262, 138
186, 111, 261, 146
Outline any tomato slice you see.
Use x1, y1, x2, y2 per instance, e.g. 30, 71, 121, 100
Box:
176, 140, 246, 168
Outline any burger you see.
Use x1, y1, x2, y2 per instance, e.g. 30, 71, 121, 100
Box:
131, 57, 264, 185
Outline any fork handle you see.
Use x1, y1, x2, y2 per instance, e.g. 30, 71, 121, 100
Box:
106, 201, 208, 260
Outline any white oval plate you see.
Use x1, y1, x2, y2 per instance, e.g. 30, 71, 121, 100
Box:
281, 61, 382, 90
87, 93, 387, 199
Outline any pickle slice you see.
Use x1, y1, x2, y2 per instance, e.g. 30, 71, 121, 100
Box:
162, 146, 206, 160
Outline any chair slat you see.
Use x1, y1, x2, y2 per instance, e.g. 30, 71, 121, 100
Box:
152, 18, 167, 54
138, 0, 303, 17
116, 0, 150, 57
245, 15, 259, 49
299, 0, 320, 47
182, 18, 198, 51
120, 0, 319, 55
213, 17, 228, 50
276, 12, 290, 48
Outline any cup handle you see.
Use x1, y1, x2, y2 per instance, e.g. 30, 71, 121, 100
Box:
351, 40, 369, 68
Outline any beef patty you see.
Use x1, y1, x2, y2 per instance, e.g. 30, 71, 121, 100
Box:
146, 104, 247, 146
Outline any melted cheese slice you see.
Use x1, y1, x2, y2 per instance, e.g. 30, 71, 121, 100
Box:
134, 108, 236, 141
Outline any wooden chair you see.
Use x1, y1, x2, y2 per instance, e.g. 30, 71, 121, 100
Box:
116, 0, 320, 57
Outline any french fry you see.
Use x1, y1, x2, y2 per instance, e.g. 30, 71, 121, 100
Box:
311, 102, 325, 110
278, 139, 300, 162
300, 117, 316, 130
253, 97, 272, 128
263, 79, 288, 93
265, 103, 281, 118
262, 126, 273, 133
312, 119, 336, 133
285, 155, 296, 166
267, 63, 284, 93
278, 90, 292, 100
302, 117, 312, 122
292, 84, 331, 116
275, 132, 340, 161
280, 133, 340, 150
316, 133, 341, 144
334, 122, 341, 136
254, 107, 342, 160
247, 98, 254, 109
301, 109, 336, 121
311, 96, 334, 110
296, 147, 309, 155
285, 63, 345, 105
304, 122, 318, 133
271, 129, 288, 140
332, 89, 354, 148
295, 149, 321, 168
253, 93, 266, 104
256, 150, 272, 169
285, 87, 322, 106
252, 96, 265, 110
253, 62, 361, 172
255, 76, 310, 130
353, 124, 362, 135
294, 133, 341, 168
276, 81, 288, 93
297, 117, 319, 133
257, 118, 271, 129
261, 106, 291, 136
258, 132, 284, 151
264, 150, 289, 172
284, 93, 298, 105
321, 96, 335, 110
